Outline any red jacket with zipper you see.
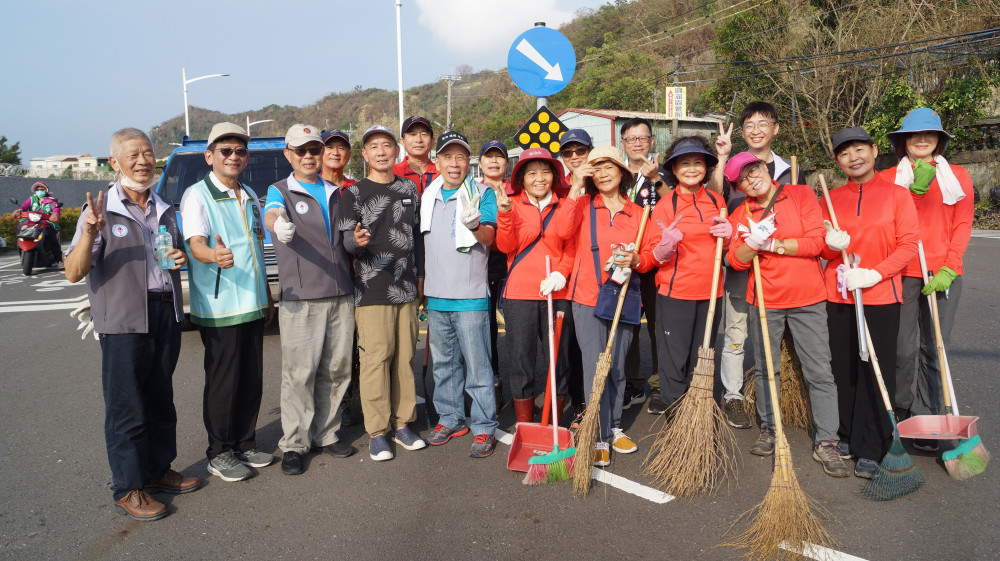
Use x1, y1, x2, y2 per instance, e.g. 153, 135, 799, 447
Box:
496, 192, 576, 301
650, 186, 728, 301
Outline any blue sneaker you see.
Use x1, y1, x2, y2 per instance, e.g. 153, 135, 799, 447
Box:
426, 423, 470, 446
393, 426, 426, 451
369, 434, 393, 461
854, 457, 879, 479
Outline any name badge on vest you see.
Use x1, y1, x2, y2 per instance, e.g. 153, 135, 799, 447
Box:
251, 204, 264, 240
401, 198, 413, 206
295, 201, 309, 214
111, 224, 129, 237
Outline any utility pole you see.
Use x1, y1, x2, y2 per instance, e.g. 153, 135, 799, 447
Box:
671, 56, 680, 141
438, 73, 462, 129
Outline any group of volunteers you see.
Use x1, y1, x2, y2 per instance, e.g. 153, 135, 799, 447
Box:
65, 100, 972, 522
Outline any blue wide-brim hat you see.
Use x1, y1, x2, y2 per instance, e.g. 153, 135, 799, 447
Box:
663, 136, 718, 168
887, 108, 953, 154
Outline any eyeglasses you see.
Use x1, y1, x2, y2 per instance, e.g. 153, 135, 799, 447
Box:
741, 120, 775, 133
622, 135, 652, 145
286, 146, 322, 157
560, 147, 589, 158
738, 164, 764, 186
437, 154, 469, 163
215, 147, 249, 158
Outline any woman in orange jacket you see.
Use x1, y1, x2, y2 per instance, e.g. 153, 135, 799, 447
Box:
552, 146, 657, 466
821, 127, 919, 479
495, 147, 577, 425
880, 109, 975, 452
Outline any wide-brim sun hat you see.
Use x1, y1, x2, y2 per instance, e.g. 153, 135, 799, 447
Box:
663, 136, 719, 168
584, 146, 632, 192
886, 107, 953, 154
510, 147, 565, 193
723, 152, 763, 184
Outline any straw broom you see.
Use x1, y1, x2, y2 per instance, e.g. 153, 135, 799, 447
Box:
741, 332, 814, 433
725, 256, 835, 560
860, 318, 925, 500
642, 208, 738, 498
572, 205, 650, 496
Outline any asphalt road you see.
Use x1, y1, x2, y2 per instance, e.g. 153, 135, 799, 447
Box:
1, 235, 998, 561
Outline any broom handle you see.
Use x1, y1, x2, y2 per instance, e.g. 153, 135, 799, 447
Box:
700, 208, 728, 350
862, 317, 895, 418
790, 156, 798, 184
818, 174, 869, 362
545, 256, 559, 446
751, 255, 785, 441
919, 241, 957, 416
600, 204, 652, 356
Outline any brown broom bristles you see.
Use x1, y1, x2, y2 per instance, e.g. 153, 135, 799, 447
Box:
642, 347, 738, 498
742, 332, 815, 432
572, 352, 612, 495
724, 438, 837, 560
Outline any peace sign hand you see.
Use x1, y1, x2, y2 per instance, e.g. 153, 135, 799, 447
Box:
495, 186, 512, 214
715, 122, 734, 158
83, 191, 106, 237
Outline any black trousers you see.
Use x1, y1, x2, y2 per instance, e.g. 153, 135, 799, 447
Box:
625, 270, 659, 388
199, 319, 265, 459
503, 298, 572, 398
655, 294, 722, 408
101, 300, 180, 500
827, 302, 898, 461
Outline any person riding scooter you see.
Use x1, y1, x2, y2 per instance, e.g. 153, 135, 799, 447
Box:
15, 181, 63, 268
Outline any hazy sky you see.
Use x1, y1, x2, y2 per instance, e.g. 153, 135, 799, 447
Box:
2, 0, 606, 161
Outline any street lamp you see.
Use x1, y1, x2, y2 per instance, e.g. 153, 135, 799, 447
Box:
246, 117, 274, 136
182, 67, 230, 138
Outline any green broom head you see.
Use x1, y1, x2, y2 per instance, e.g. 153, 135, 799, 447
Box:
943, 435, 990, 480
524, 445, 577, 485
862, 414, 924, 500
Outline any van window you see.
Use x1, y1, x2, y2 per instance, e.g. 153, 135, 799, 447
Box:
159, 149, 292, 202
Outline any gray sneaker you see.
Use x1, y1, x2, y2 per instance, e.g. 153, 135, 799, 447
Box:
854, 457, 879, 479
235, 448, 274, 468
750, 426, 776, 456
813, 441, 850, 477
724, 400, 751, 429
208, 451, 253, 482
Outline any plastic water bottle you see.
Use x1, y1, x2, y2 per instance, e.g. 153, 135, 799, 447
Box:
155, 225, 175, 269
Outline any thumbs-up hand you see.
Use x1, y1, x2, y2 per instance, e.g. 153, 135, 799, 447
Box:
273, 207, 296, 243
214, 234, 234, 269
353, 222, 370, 247
459, 188, 482, 230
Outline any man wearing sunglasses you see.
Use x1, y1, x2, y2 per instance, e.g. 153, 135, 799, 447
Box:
180, 122, 275, 482
263, 124, 358, 475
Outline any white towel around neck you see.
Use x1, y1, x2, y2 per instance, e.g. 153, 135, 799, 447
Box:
893, 155, 965, 205
420, 174, 479, 251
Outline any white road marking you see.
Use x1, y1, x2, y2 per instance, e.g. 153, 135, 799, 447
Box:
0, 293, 88, 313
493, 428, 674, 504
971, 230, 1000, 239
780, 541, 871, 561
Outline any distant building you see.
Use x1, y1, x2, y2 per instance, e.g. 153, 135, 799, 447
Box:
28, 154, 110, 178
555, 108, 723, 149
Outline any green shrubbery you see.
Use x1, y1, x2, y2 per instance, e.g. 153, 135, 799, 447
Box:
0, 206, 81, 250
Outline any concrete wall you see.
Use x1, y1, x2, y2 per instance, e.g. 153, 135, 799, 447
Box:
949, 150, 1000, 198
1, 177, 114, 213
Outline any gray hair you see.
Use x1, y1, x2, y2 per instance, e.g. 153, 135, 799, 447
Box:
109, 128, 152, 158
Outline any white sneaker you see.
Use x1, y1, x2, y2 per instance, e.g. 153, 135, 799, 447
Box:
611, 428, 638, 454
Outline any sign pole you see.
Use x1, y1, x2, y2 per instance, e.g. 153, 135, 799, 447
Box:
535, 22, 548, 110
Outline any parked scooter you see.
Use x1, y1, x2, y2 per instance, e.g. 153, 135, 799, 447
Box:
10, 197, 63, 276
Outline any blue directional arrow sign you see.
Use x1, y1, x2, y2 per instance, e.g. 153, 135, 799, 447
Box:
507, 27, 576, 98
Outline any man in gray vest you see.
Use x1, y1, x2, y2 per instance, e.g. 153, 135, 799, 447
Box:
65, 128, 199, 521
180, 122, 275, 482
420, 131, 499, 458
264, 124, 358, 475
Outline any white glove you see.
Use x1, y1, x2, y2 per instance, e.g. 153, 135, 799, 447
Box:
743, 212, 777, 251
824, 220, 850, 252
845, 268, 882, 290
539, 272, 567, 296
273, 208, 296, 244
458, 189, 482, 230
70, 304, 98, 341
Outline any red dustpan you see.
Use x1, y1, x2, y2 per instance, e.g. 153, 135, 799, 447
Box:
507, 310, 574, 473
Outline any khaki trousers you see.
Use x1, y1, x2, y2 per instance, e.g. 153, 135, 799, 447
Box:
356, 301, 419, 436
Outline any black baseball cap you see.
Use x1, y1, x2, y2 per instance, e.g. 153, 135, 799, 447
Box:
831, 127, 873, 153
436, 131, 471, 153
321, 129, 350, 146
401, 116, 433, 136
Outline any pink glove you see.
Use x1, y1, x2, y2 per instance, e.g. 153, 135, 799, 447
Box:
653, 220, 683, 262
709, 216, 732, 239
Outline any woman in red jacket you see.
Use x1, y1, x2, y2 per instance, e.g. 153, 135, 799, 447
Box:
822, 127, 919, 479
646, 136, 733, 419
724, 151, 850, 478
553, 146, 656, 466
881, 109, 974, 452
495, 147, 576, 426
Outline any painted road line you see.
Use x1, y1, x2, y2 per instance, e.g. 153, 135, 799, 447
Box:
780, 541, 870, 561
972, 229, 1000, 239
493, 428, 674, 504
0, 293, 88, 313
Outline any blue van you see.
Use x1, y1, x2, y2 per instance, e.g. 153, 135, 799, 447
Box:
156, 136, 292, 316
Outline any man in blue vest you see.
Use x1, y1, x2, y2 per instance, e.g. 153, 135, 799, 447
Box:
264, 124, 359, 475
65, 128, 199, 521
180, 122, 275, 482
420, 131, 500, 458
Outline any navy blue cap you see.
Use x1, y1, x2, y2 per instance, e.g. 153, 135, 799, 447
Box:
321, 129, 350, 146
559, 128, 593, 149
663, 137, 718, 167
401, 116, 433, 136
479, 140, 508, 159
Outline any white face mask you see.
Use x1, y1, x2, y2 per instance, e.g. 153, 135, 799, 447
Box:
119, 171, 157, 193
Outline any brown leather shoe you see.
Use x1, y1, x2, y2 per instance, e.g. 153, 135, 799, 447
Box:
114, 489, 168, 521
145, 469, 202, 494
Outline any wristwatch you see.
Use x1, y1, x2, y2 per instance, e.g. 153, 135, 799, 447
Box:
776, 239, 786, 255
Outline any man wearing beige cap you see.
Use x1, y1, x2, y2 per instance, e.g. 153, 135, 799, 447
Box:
180, 122, 275, 482
264, 124, 358, 475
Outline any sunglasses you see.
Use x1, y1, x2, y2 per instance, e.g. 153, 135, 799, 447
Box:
286, 146, 322, 157
215, 147, 249, 158
560, 147, 589, 158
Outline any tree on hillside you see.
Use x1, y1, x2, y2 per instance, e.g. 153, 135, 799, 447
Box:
0, 136, 22, 165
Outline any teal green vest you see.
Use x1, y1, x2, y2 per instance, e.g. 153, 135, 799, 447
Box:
184, 174, 268, 327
